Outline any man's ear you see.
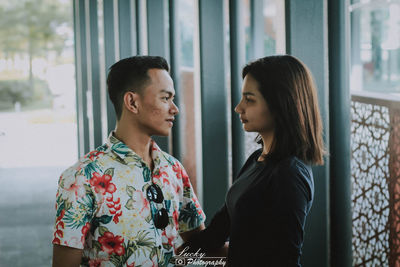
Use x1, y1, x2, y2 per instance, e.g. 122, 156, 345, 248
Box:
123, 91, 140, 114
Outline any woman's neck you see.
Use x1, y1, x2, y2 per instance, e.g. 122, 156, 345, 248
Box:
259, 131, 275, 158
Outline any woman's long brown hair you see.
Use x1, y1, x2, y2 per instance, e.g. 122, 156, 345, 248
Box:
242, 55, 325, 165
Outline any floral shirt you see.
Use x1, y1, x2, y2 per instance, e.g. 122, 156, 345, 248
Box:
53, 133, 205, 267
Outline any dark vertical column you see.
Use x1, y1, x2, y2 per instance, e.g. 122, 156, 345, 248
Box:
147, 0, 169, 59
74, 0, 91, 155
119, 0, 135, 58
285, 0, 330, 266
329, 0, 353, 266
103, 0, 117, 133
198, 0, 229, 222
388, 106, 400, 266
88, 0, 102, 148
229, 0, 245, 180
250, 0, 264, 60
147, 0, 169, 152
169, 0, 182, 160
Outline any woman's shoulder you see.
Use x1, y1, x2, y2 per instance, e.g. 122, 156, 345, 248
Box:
276, 157, 312, 178
272, 156, 314, 199
240, 148, 262, 168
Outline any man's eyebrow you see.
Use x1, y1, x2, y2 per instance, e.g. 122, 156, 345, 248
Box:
160, 89, 174, 96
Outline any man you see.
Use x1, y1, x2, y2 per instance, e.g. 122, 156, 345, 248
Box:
52, 56, 205, 267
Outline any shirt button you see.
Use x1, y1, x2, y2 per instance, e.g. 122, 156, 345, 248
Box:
158, 245, 162, 249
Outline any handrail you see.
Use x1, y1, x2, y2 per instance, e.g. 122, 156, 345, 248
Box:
351, 91, 400, 109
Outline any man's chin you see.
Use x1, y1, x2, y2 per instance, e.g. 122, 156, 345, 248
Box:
152, 129, 171, 137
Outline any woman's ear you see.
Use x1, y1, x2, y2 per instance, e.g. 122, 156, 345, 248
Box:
123, 91, 140, 114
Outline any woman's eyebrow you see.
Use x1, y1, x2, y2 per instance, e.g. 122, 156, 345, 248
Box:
243, 92, 255, 96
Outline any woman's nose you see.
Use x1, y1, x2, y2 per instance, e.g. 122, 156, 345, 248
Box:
234, 102, 242, 114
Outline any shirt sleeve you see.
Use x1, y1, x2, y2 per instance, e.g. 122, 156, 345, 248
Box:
176, 162, 206, 233
52, 165, 97, 249
259, 159, 313, 264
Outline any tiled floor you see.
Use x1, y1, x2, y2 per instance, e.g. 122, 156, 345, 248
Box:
0, 166, 65, 267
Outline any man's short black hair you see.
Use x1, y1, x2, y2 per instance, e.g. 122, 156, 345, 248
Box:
107, 56, 169, 120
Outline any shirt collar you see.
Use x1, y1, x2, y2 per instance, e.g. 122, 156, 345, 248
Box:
106, 132, 169, 168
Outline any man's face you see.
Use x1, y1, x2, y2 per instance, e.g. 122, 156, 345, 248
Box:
136, 68, 179, 136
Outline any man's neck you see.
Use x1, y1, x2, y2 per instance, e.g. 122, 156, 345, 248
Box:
114, 120, 153, 168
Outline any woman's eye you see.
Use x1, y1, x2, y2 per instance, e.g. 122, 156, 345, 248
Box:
245, 97, 253, 103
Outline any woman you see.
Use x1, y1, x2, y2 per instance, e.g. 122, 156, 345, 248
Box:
178, 55, 325, 266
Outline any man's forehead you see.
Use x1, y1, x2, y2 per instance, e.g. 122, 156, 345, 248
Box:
147, 68, 169, 76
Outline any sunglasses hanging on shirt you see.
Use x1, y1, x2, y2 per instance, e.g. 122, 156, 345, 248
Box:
146, 183, 169, 229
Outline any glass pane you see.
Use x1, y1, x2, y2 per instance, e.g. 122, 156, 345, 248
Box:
350, 4, 400, 94
263, 0, 286, 55
350, 2, 400, 266
0, 0, 76, 266
178, 0, 201, 195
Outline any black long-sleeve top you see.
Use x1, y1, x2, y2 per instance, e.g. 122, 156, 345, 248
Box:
187, 149, 314, 266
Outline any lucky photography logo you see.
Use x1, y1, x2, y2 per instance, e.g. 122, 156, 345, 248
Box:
171, 246, 227, 267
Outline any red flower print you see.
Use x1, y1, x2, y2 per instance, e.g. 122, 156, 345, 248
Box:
81, 222, 91, 244
106, 196, 123, 224
126, 263, 135, 267
98, 231, 125, 256
172, 210, 179, 228
151, 140, 160, 152
53, 209, 65, 244
153, 168, 168, 180
153, 167, 171, 186
89, 259, 104, 267
82, 222, 90, 236
90, 172, 116, 195
113, 211, 122, 224
162, 225, 176, 247
86, 150, 104, 161
181, 170, 191, 188
172, 162, 182, 179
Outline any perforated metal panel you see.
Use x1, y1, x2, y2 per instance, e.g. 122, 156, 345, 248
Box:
351, 93, 400, 267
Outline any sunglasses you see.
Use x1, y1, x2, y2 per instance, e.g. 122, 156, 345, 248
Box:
146, 183, 169, 229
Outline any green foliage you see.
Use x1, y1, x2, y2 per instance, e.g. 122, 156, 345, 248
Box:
0, 0, 71, 58
0, 78, 51, 110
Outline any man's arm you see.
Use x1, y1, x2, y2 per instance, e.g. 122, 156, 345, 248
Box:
179, 223, 205, 243
52, 244, 83, 267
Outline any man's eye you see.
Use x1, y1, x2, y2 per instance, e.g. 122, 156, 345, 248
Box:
162, 97, 169, 101
245, 97, 253, 103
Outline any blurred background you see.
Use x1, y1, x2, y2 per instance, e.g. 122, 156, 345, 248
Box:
0, 0, 76, 266
0, 0, 399, 266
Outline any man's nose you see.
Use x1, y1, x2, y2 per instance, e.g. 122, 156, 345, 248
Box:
171, 101, 179, 115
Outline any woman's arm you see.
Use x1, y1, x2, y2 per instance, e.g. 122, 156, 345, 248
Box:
177, 204, 230, 253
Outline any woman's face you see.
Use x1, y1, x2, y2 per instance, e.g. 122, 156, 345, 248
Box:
234, 74, 274, 134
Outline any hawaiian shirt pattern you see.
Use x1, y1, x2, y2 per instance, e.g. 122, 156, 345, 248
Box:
53, 133, 205, 267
